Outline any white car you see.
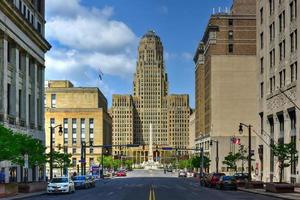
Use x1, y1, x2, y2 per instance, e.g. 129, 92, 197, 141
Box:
47, 177, 75, 194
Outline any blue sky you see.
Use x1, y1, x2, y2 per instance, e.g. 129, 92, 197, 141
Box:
45, 0, 233, 108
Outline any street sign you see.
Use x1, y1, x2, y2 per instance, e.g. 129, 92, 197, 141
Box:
162, 147, 173, 150
79, 160, 86, 163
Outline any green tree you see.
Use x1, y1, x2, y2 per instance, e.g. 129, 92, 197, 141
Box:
0, 125, 46, 168
178, 159, 192, 169
191, 156, 210, 171
112, 159, 121, 170
237, 145, 248, 174
46, 151, 72, 176
271, 142, 298, 183
97, 156, 116, 169
223, 152, 239, 172
125, 159, 133, 170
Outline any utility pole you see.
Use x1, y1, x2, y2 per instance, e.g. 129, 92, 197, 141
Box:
81, 141, 86, 175
200, 147, 204, 186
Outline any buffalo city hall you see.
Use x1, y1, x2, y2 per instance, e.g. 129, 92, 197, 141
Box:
111, 31, 190, 164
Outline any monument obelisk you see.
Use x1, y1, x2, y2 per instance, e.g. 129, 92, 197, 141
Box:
148, 123, 153, 162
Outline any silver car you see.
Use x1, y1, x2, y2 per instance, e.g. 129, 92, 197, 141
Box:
47, 177, 75, 194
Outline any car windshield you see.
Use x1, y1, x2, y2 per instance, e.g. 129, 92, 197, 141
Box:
51, 178, 68, 183
73, 176, 85, 180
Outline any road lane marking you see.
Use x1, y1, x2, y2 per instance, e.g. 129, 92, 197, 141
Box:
149, 185, 156, 200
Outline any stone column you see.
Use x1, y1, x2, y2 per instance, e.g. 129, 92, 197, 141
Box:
15, 47, 20, 124
284, 111, 291, 183
33, 61, 38, 129
273, 115, 280, 182
1, 37, 8, 120
25, 54, 29, 127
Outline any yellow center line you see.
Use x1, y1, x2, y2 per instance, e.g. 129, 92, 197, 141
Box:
149, 185, 156, 200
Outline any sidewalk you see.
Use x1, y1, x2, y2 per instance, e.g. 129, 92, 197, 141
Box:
238, 187, 300, 200
0, 191, 45, 200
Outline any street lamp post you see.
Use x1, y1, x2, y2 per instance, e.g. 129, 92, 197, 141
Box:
239, 123, 252, 182
50, 124, 62, 180
210, 140, 219, 173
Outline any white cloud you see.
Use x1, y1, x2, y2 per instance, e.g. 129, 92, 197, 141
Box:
45, 0, 138, 85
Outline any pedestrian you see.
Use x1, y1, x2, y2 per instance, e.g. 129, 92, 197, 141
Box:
0, 170, 5, 183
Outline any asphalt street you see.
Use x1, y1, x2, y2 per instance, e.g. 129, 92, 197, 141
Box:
25, 170, 280, 200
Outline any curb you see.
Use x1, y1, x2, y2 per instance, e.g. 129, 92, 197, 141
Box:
238, 188, 299, 200
1, 192, 46, 200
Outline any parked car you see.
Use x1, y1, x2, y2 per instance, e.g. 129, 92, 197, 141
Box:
178, 170, 187, 178
167, 167, 173, 172
47, 177, 75, 194
86, 175, 96, 188
73, 175, 89, 189
204, 173, 226, 187
233, 173, 248, 187
216, 176, 237, 190
116, 170, 126, 177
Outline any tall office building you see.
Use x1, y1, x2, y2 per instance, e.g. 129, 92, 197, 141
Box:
257, 0, 299, 183
112, 31, 190, 163
45, 80, 112, 176
0, 0, 51, 183
194, 0, 258, 173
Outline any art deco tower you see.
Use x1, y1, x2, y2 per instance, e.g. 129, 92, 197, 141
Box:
112, 31, 190, 162
133, 31, 168, 145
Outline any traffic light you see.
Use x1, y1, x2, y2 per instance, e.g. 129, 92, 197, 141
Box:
210, 140, 213, 146
58, 144, 62, 150
156, 145, 158, 150
142, 145, 145, 151
89, 140, 93, 147
104, 147, 109, 155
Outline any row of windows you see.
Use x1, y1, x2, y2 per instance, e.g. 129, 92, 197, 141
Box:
260, 62, 297, 97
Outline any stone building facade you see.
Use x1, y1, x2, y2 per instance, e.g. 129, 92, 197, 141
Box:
194, 0, 258, 173
257, 0, 300, 183
0, 0, 51, 183
111, 31, 190, 164
45, 80, 112, 176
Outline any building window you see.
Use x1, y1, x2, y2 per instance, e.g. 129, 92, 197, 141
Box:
260, 32, 264, 49
269, 0, 275, 15
290, 0, 297, 21
260, 57, 264, 74
7, 41, 11, 63
72, 148, 76, 154
268, 117, 275, 176
50, 118, 55, 143
72, 118, 77, 144
269, 22, 275, 42
228, 31, 233, 40
228, 44, 233, 53
63, 118, 68, 144
279, 69, 286, 88
279, 40, 286, 61
291, 62, 298, 82
72, 158, 76, 167
51, 94, 56, 108
290, 30, 297, 53
81, 118, 85, 141
278, 114, 284, 143
279, 11, 285, 33
19, 89, 22, 118
7, 84, 10, 115
269, 49, 275, 68
260, 7, 264, 24
260, 82, 264, 98
228, 19, 233, 26
270, 76, 275, 93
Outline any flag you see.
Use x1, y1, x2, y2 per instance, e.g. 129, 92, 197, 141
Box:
98, 67, 104, 80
